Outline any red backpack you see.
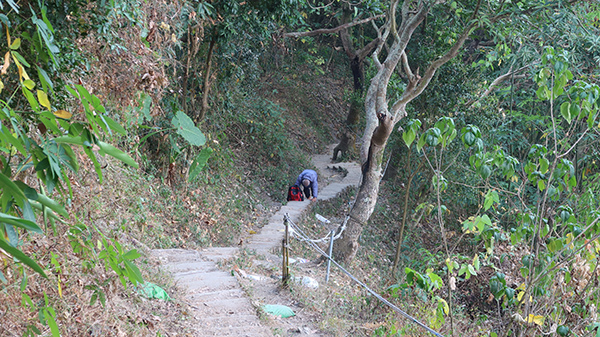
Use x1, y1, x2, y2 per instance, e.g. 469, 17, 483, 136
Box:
287, 185, 304, 201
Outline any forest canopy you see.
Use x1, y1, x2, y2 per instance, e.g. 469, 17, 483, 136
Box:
1, 0, 600, 336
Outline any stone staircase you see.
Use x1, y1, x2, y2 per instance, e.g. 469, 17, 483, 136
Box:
151, 147, 361, 336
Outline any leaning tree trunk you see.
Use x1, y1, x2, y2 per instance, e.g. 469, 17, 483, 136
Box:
332, 0, 478, 264
333, 111, 395, 262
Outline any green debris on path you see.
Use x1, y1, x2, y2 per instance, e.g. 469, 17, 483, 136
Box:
262, 304, 296, 318
136, 281, 171, 301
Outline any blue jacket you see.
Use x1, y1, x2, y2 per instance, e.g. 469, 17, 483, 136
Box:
295, 169, 318, 198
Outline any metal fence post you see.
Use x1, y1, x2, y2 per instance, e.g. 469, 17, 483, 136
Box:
282, 215, 290, 287
326, 230, 334, 283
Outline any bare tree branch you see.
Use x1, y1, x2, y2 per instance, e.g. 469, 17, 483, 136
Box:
284, 14, 385, 38
465, 64, 532, 107
375, 0, 427, 118
391, 0, 483, 113
400, 51, 413, 78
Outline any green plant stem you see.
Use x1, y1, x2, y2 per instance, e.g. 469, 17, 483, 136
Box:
392, 151, 423, 275
423, 147, 454, 334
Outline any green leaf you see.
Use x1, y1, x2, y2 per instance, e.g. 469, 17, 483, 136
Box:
405, 267, 415, 284
5, 223, 18, 247
100, 115, 127, 135
520, 267, 529, 278
188, 147, 213, 182
44, 308, 60, 337
124, 260, 144, 286
484, 190, 499, 211
29, 200, 64, 223
0, 172, 26, 207
428, 272, 443, 290
0, 124, 26, 155
505, 287, 515, 299
538, 180, 546, 191
173, 111, 206, 146
36, 66, 53, 91
560, 102, 572, 123
22, 87, 39, 111
458, 264, 467, 276
560, 210, 570, 223
481, 214, 492, 227
557, 325, 570, 337
416, 134, 426, 152
553, 81, 564, 97
97, 141, 138, 168
402, 129, 416, 148
490, 279, 503, 298
83, 144, 103, 184
9, 37, 21, 50
122, 249, 141, 260
473, 254, 480, 270
0, 212, 42, 233
35, 193, 68, 218
136, 281, 171, 300
438, 298, 449, 315
547, 239, 563, 253
0, 239, 47, 277
539, 157, 549, 174
463, 131, 475, 147
11, 50, 30, 67
536, 85, 550, 100
569, 103, 580, 122
480, 165, 491, 179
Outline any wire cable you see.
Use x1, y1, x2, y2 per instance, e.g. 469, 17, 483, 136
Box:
284, 213, 445, 337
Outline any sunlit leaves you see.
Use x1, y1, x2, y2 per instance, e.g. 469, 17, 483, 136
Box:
484, 189, 499, 211
172, 110, 206, 146
402, 119, 421, 148
415, 117, 457, 152
9, 37, 20, 49
37, 89, 50, 110
560, 102, 572, 124
462, 215, 492, 235
53, 110, 72, 119
188, 147, 213, 182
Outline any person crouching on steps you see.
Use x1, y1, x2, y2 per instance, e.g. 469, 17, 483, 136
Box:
296, 169, 318, 202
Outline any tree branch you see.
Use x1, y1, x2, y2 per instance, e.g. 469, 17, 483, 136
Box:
284, 14, 385, 38
376, 0, 428, 117
465, 64, 531, 107
391, 0, 482, 112
357, 37, 381, 60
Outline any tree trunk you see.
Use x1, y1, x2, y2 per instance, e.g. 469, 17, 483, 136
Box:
197, 33, 216, 124
332, 0, 477, 264
334, 112, 394, 263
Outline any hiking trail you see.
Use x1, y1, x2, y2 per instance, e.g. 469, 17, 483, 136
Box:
151, 144, 361, 336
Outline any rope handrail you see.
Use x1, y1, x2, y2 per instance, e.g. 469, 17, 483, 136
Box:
283, 213, 445, 337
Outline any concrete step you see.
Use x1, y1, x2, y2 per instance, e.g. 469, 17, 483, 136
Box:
163, 260, 218, 273
175, 270, 238, 291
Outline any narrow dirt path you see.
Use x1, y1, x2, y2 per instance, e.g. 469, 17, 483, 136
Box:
151, 145, 361, 336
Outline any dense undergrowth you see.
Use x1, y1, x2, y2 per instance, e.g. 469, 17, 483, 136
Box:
3, 1, 600, 336
0, 1, 348, 335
